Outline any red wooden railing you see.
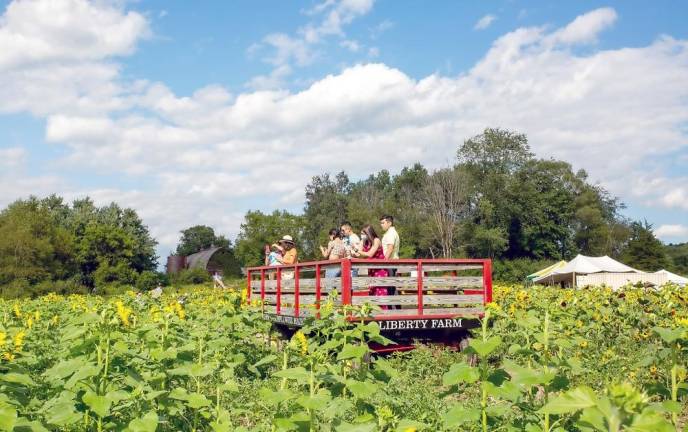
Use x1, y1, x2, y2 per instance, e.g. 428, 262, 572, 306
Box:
246, 258, 492, 322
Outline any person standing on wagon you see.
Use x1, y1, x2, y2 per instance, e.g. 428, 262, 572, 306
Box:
340, 221, 362, 276
380, 215, 400, 298
320, 228, 347, 278
380, 215, 400, 260
352, 224, 389, 307
277, 235, 298, 279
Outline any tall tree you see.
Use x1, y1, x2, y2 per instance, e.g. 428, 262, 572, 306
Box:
234, 210, 305, 267
76, 223, 138, 287
0, 195, 158, 290
420, 167, 471, 258
303, 171, 351, 258
457, 128, 535, 258
457, 127, 533, 188
175, 225, 231, 256
0, 198, 74, 285
620, 221, 671, 271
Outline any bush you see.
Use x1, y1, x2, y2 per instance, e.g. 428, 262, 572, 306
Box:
93, 262, 137, 287
0, 278, 89, 299
136, 271, 162, 292
171, 268, 211, 286
97, 284, 131, 296
31, 279, 89, 297
0, 278, 31, 299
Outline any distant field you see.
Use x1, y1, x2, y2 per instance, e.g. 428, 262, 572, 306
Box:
0, 284, 686, 431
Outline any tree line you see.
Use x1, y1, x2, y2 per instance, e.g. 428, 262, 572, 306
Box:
1, 128, 685, 297
233, 128, 686, 278
0, 196, 158, 297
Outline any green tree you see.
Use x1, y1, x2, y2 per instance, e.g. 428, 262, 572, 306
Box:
504, 160, 579, 259
303, 172, 351, 258
457, 128, 534, 259
62, 198, 158, 278
344, 165, 430, 258
0, 198, 74, 285
0, 195, 158, 292
387, 164, 430, 257
234, 210, 305, 266
620, 221, 671, 271
456, 129, 628, 261
457, 127, 533, 190
665, 242, 688, 275
76, 223, 138, 287
175, 225, 231, 256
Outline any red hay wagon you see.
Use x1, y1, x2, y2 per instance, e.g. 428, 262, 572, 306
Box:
246, 258, 493, 353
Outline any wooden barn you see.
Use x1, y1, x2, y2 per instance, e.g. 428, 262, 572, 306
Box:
166, 247, 241, 277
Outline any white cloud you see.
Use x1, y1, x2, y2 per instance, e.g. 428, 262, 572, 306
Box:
0, 0, 147, 70
372, 19, 394, 35
655, 224, 688, 240
261, 33, 314, 67
2, 4, 688, 253
659, 187, 688, 210
630, 176, 688, 211
0, 147, 26, 170
301, 0, 375, 43
248, 0, 376, 88
0, 0, 148, 116
244, 64, 293, 90
0, 175, 67, 209
548, 7, 617, 45
340, 39, 360, 52
474, 14, 496, 30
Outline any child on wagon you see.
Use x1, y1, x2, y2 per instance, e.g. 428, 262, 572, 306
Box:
264, 243, 284, 267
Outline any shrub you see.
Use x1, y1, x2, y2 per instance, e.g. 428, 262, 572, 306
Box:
93, 262, 137, 287
0, 278, 89, 299
0, 278, 31, 299
31, 278, 89, 297
136, 270, 161, 292
171, 268, 211, 286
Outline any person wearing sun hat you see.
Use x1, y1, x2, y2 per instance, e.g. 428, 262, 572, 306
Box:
277, 235, 298, 279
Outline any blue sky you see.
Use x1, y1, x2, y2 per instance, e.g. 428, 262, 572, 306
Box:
0, 0, 687, 262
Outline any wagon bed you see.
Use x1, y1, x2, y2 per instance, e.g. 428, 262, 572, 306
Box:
246, 258, 492, 352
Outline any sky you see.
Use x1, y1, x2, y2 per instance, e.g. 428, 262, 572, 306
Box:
0, 0, 687, 263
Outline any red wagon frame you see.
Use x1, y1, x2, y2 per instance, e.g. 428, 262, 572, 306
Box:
246, 258, 492, 350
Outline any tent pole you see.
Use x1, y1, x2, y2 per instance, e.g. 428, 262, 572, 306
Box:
573, 271, 576, 288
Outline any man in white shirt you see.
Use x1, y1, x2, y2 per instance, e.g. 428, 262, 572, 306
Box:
341, 221, 361, 276
380, 215, 400, 305
379, 215, 400, 259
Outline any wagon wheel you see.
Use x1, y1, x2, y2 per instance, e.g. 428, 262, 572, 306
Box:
269, 323, 295, 351
459, 333, 478, 367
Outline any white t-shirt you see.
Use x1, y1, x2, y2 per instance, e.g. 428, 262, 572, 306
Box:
344, 233, 361, 252
381, 226, 400, 259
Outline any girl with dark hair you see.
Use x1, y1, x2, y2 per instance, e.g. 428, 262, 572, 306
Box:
353, 224, 389, 305
320, 228, 346, 277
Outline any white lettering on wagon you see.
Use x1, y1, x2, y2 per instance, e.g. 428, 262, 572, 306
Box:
263, 314, 305, 326
378, 318, 462, 331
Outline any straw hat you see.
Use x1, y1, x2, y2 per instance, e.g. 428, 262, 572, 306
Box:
279, 235, 294, 244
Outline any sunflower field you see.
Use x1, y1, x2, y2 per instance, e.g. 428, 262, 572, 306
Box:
0, 283, 687, 432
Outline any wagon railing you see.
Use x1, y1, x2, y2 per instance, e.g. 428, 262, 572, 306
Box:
246, 258, 492, 325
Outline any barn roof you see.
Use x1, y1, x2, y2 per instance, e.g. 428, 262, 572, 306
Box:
185, 246, 224, 270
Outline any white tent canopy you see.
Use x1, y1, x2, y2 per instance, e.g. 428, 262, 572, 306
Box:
533, 254, 640, 285
654, 269, 688, 286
